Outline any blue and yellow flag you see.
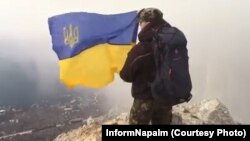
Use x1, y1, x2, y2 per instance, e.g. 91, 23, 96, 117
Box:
48, 11, 138, 88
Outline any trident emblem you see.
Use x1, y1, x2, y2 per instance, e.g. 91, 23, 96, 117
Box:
63, 24, 79, 48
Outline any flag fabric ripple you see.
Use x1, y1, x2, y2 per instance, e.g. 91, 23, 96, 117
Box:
48, 11, 139, 88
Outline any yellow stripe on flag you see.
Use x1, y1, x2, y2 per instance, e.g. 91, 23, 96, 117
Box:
59, 44, 133, 88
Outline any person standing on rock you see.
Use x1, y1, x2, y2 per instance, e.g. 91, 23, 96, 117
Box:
120, 8, 173, 125
120, 7, 192, 124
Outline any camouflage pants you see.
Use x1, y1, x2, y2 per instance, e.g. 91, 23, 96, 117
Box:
129, 99, 172, 125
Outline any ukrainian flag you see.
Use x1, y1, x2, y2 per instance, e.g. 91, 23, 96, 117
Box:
48, 11, 138, 88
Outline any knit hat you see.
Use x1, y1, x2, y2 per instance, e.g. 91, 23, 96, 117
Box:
138, 8, 163, 23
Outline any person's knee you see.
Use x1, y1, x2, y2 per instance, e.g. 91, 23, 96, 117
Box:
129, 99, 154, 125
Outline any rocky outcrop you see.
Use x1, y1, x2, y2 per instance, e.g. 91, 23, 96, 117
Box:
172, 99, 236, 124
54, 99, 238, 141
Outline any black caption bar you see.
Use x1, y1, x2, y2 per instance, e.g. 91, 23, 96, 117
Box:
102, 125, 249, 141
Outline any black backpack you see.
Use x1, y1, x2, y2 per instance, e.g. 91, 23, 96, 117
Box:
150, 24, 192, 106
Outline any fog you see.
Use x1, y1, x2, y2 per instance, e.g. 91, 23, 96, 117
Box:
0, 0, 250, 123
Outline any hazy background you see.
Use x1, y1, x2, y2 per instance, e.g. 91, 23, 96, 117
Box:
0, 0, 250, 123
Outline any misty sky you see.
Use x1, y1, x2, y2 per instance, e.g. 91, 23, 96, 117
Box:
0, 0, 250, 123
